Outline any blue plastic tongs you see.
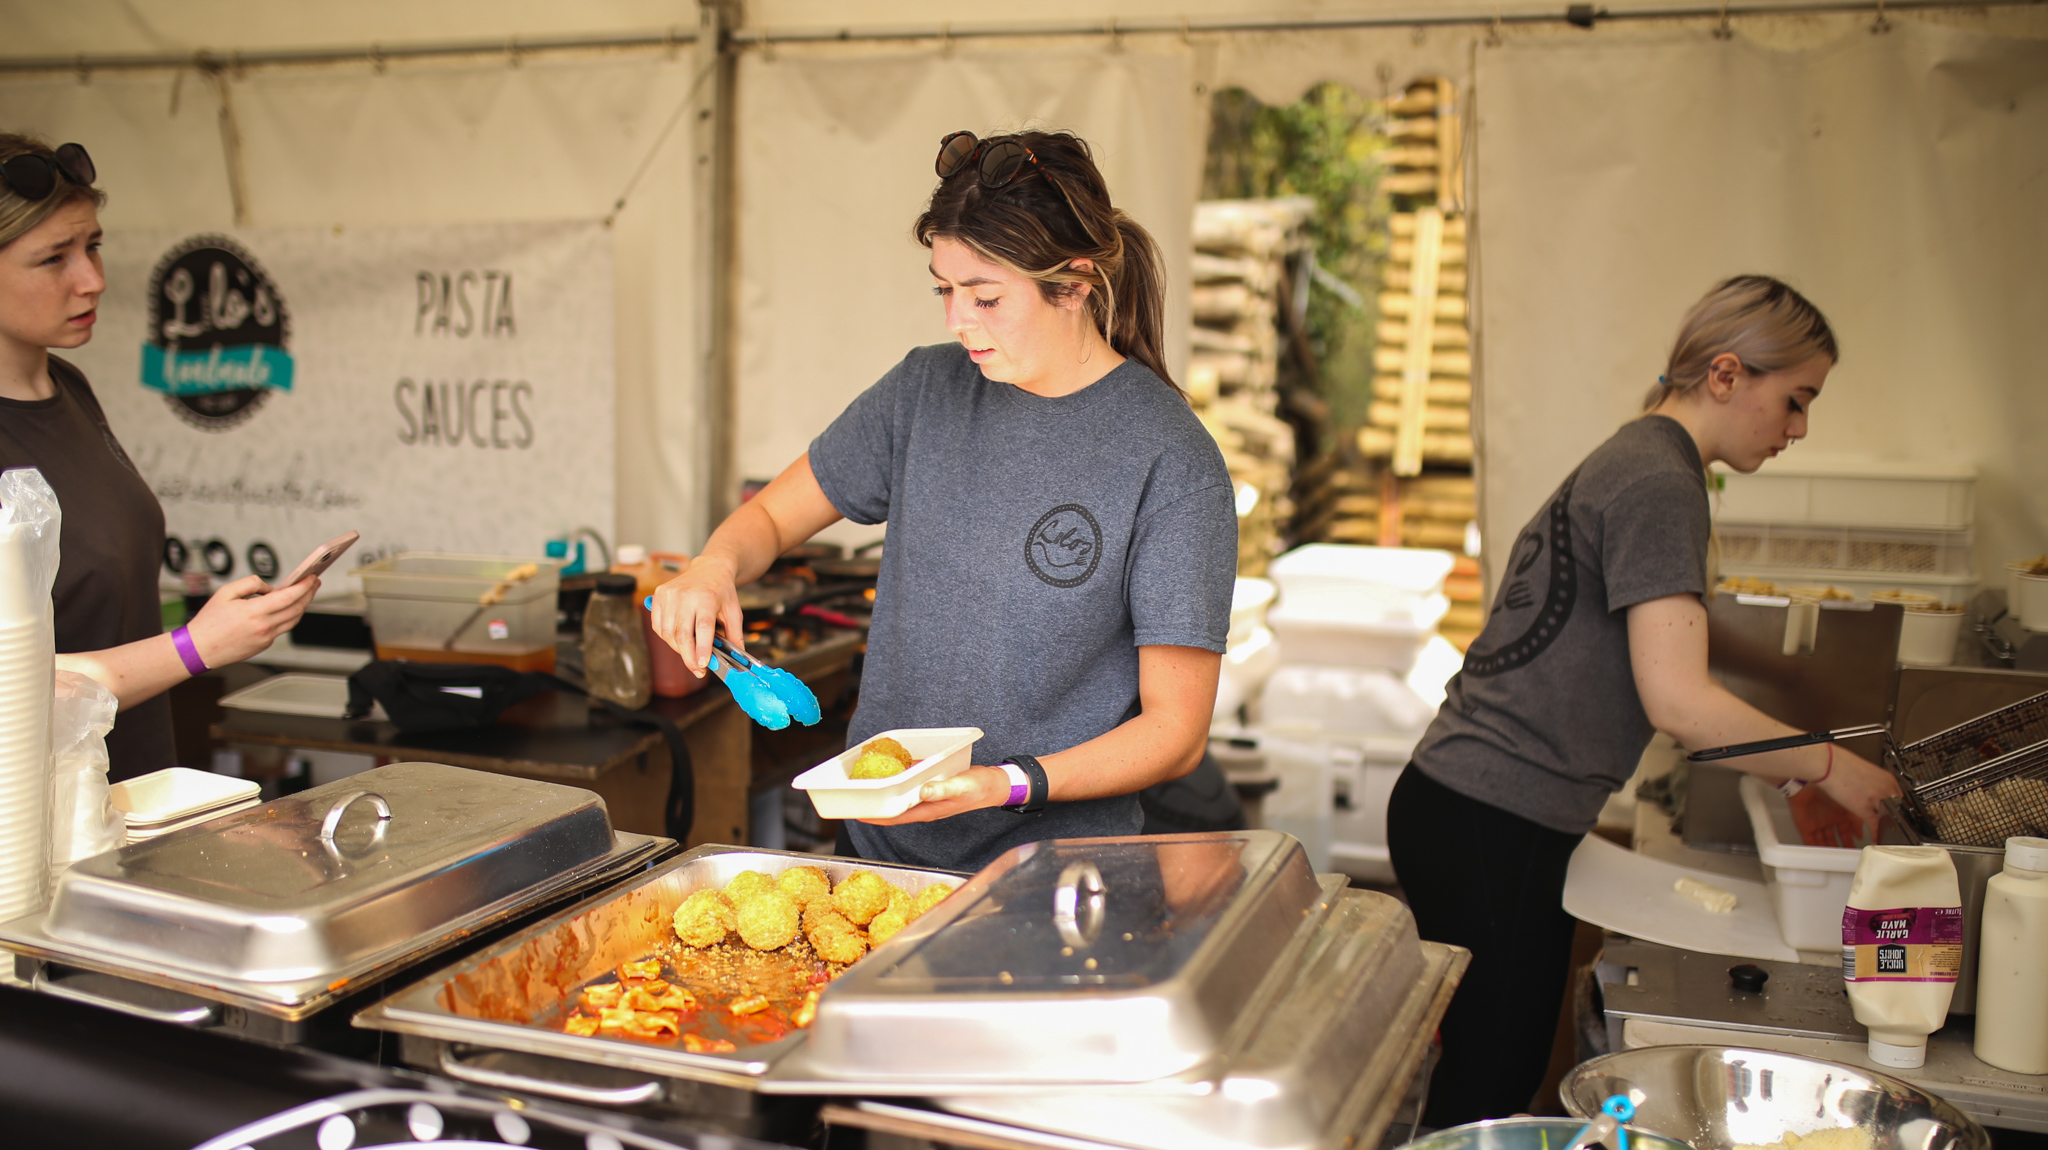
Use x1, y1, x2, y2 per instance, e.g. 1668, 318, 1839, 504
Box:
643, 596, 821, 730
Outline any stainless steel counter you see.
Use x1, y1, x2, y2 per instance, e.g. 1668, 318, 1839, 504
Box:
1599, 937, 2048, 1133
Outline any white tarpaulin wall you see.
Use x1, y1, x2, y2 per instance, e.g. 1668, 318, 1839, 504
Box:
732, 38, 1200, 548
4, 5, 2044, 575
1471, 20, 2048, 590
0, 53, 709, 554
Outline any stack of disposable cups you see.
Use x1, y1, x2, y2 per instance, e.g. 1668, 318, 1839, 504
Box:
0, 472, 59, 923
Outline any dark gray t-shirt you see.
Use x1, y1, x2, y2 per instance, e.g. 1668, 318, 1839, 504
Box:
808, 344, 1237, 871
1412, 415, 1709, 834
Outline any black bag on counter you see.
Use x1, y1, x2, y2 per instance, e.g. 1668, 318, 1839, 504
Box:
344, 661, 694, 842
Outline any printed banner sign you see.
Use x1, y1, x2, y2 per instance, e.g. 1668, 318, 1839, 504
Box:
68, 221, 615, 595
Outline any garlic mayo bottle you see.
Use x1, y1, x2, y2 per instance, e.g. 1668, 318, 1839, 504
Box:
1974, 837, 2048, 1075
1842, 846, 1963, 1069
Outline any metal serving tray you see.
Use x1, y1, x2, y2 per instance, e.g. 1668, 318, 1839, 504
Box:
358, 845, 966, 1087
0, 762, 668, 1019
934, 890, 1466, 1150
796, 830, 1324, 1086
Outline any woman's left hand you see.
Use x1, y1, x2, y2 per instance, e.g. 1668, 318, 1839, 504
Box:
857, 766, 1009, 825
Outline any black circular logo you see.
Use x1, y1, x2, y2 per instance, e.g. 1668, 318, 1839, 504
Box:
1025, 504, 1104, 589
143, 235, 293, 432
1463, 471, 1579, 677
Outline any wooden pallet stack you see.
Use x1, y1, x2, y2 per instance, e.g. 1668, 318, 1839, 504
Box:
1289, 77, 1488, 649
1189, 199, 1314, 575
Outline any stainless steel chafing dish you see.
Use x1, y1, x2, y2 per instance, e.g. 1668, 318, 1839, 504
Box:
358, 831, 1468, 1150
0, 762, 669, 1047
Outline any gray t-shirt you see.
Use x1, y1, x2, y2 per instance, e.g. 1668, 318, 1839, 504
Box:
808, 344, 1237, 871
1412, 415, 1710, 834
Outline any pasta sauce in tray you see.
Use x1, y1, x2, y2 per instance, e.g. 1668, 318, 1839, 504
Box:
533, 863, 955, 1054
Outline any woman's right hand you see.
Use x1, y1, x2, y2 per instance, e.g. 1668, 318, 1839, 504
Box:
1816, 747, 1904, 835
649, 556, 746, 677
185, 574, 321, 668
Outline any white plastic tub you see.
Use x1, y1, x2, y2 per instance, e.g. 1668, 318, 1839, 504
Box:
1897, 608, 1964, 666
1266, 595, 1450, 675
1268, 544, 1454, 622
792, 727, 983, 820
2020, 574, 2048, 633
219, 672, 386, 720
1738, 775, 1858, 952
1229, 577, 1277, 645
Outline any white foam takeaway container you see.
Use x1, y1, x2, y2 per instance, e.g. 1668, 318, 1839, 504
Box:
1267, 544, 1454, 622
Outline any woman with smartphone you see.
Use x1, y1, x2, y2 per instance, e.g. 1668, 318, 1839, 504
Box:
0, 133, 319, 780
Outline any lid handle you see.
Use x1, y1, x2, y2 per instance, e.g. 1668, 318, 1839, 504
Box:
319, 790, 392, 843
1053, 860, 1105, 950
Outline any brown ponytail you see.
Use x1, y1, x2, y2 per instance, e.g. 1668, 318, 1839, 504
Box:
915, 130, 1181, 400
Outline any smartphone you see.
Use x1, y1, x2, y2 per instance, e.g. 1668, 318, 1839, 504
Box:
279, 530, 359, 589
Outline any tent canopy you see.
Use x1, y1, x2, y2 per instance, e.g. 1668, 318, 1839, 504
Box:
4, 0, 2042, 581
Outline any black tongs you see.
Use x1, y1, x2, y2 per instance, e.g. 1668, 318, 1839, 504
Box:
1687, 723, 1888, 762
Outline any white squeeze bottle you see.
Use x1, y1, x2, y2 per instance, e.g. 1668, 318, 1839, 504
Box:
1975, 836, 2048, 1074
1842, 846, 1963, 1069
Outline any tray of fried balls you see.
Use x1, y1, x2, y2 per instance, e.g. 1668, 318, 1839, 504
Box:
553, 860, 956, 1052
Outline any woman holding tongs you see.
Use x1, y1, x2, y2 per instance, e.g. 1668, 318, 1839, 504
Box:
651, 130, 1237, 874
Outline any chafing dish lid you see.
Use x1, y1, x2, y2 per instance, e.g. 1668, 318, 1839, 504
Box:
867, 834, 1277, 990
41, 762, 615, 983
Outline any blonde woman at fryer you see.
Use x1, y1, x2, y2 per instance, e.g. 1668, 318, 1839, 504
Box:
1387, 276, 1903, 1127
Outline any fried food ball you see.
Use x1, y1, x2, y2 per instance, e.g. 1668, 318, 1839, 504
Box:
833, 870, 894, 926
910, 882, 956, 919
672, 888, 736, 948
724, 870, 775, 904
735, 889, 801, 950
806, 907, 868, 964
848, 751, 909, 779
864, 736, 914, 766
867, 904, 911, 946
776, 865, 832, 909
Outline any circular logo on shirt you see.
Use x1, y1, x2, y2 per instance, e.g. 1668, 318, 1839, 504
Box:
141, 235, 294, 432
1025, 503, 1103, 589
1462, 470, 1579, 677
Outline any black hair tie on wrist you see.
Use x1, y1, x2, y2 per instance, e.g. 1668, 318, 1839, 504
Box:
1002, 754, 1049, 815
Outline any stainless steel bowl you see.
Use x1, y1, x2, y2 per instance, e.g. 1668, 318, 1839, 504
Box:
1397, 1116, 1693, 1150
1560, 1046, 1989, 1150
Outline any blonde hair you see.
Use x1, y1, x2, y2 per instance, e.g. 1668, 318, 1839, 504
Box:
1644, 275, 1838, 411
0, 132, 106, 250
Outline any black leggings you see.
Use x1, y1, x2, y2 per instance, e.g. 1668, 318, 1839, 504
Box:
1387, 766, 1585, 1128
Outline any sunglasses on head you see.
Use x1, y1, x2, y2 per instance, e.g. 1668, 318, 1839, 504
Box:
0, 143, 97, 202
935, 131, 1102, 246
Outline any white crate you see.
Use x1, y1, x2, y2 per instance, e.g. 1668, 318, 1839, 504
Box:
1254, 664, 1437, 741
1739, 775, 1858, 952
1716, 565, 1979, 607
1713, 523, 1974, 577
1712, 458, 1974, 531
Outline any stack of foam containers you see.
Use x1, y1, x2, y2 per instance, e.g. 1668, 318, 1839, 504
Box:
1251, 544, 1458, 879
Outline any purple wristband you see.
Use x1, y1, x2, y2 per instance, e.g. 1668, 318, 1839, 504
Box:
171, 625, 210, 676
1008, 783, 1029, 807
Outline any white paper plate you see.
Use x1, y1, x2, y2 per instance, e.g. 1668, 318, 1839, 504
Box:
110, 767, 261, 825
